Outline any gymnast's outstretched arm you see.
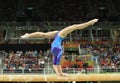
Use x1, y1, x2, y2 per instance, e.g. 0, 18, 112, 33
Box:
21, 30, 59, 39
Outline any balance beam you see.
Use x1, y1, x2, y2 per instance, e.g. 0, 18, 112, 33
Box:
0, 74, 120, 82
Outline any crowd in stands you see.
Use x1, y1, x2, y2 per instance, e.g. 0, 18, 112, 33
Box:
99, 44, 120, 72
60, 42, 120, 73
1, 40, 120, 73
81, 43, 120, 72
3, 49, 51, 73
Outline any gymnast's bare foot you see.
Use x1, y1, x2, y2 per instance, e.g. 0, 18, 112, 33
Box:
60, 73, 68, 77
57, 73, 68, 79
89, 19, 98, 25
21, 33, 29, 38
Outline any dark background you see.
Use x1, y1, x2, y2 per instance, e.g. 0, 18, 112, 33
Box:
0, 0, 119, 22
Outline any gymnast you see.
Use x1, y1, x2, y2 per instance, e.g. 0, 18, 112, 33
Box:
21, 19, 98, 77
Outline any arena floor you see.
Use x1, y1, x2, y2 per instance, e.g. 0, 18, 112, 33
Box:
0, 74, 120, 82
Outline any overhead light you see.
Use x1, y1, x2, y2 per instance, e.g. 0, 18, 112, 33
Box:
99, 7, 105, 10
27, 7, 33, 10
98, 28, 102, 30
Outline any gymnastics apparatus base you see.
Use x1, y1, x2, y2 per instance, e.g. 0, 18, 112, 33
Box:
0, 74, 120, 82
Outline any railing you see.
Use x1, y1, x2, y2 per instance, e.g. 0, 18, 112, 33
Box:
0, 67, 120, 75
0, 21, 120, 28
6, 37, 119, 44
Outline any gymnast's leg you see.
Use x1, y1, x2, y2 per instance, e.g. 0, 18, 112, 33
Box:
21, 31, 59, 39
58, 19, 98, 37
53, 19, 98, 76
51, 47, 67, 77
57, 65, 68, 76
53, 65, 68, 77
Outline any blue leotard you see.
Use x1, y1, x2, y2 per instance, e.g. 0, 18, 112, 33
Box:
51, 32, 64, 65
